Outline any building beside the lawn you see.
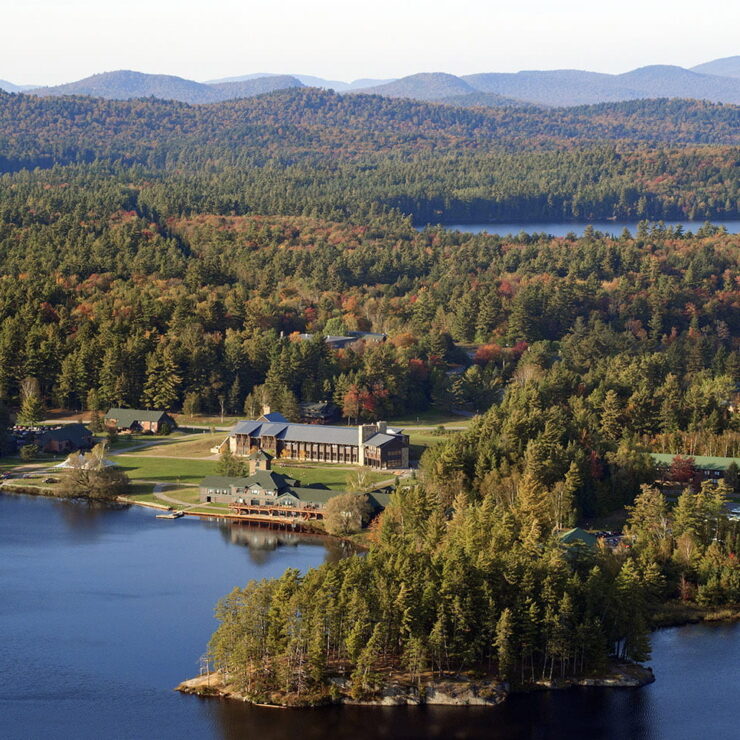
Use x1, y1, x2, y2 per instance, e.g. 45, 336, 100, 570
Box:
199, 471, 391, 522
104, 408, 176, 434
38, 423, 94, 453
11, 423, 93, 454
226, 416, 409, 469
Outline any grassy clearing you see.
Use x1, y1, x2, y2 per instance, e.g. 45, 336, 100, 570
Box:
173, 413, 240, 427
273, 464, 390, 490
134, 433, 223, 458
112, 455, 216, 483
386, 409, 473, 427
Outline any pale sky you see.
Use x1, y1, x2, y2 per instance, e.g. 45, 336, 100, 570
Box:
1, 0, 737, 86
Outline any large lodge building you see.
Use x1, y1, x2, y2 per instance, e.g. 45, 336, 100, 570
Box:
226, 412, 410, 470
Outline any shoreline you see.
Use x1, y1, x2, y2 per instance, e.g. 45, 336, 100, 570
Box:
176, 660, 656, 708
0, 484, 364, 547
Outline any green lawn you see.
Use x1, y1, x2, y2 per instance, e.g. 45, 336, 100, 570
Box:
386, 408, 473, 427
272, 464, 391, 490
134, 433, 223, 458
112, 455, 216, 483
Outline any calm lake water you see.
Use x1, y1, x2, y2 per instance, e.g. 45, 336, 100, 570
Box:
2, 493, 739, 740
421, 219, 740, 237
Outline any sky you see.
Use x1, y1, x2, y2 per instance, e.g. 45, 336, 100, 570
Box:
1, 0, 738, 86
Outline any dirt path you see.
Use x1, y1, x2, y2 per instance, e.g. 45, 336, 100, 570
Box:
152, 482, 205, 510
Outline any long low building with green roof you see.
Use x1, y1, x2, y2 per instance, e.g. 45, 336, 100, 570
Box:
651, 453, 740, 480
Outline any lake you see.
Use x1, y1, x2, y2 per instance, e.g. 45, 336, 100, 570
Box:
2, 493, 738, 740
420, 219, 740, 237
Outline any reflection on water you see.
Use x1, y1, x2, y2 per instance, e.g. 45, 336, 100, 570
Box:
202, 519, 357, 565
2, 492, 738, 740
52, 498, 129, 540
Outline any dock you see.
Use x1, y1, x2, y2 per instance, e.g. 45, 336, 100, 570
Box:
155, 511, 184, 519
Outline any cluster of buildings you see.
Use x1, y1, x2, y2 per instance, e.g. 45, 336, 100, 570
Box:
199, 449, 390, 522
9, 409, 177, 455
200, 408, 408, 523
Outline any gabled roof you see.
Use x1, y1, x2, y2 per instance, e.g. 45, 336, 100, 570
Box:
259, 411, 288, 423
200, 471, 295, 493
557, 528, 598, 547
247, 449, 273, 461
39, 423, 92, 444
364, 432, 399, 448
105, 408, 171, 425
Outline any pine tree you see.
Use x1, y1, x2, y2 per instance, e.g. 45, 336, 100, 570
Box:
494, 608, 515, 681
599, 390, 622, 442
17, 378, 44, 424
142, 346, 182, 410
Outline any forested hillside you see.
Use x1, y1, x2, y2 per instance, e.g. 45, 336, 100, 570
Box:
0, 90, 738, 223
0, 168, 737, 480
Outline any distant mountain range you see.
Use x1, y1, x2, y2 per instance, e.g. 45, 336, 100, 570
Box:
23, 70, 305, 104
1, 56, 738, 107
205, 73, 396, 91
356, 63, 740, 106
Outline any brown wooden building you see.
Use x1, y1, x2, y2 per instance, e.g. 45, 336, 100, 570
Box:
228, 419, 409, 469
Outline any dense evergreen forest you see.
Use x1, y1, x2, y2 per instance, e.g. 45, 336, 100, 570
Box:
0, 90, 738, 222
210, 479, 739, 702
0, 174, 737, 473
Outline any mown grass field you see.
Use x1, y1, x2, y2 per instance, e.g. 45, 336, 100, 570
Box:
133, 432, 223, 458
272, 464, 391, 490
111, 455, 216, 483
386, 409, 472, 427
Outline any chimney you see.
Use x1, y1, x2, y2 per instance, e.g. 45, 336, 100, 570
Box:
358, 423, 374, 466
376, 421, 387, 434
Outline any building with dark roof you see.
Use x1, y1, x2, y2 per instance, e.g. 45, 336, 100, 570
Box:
199, 473, 392, 523
228, 418, 409, 469
39, 423, 93, 453
105, 408, 176, 434
299, 400, 340, 424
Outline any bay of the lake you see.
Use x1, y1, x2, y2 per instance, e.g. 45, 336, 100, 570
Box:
420, 219, 740, 237
1, 493, 738, 740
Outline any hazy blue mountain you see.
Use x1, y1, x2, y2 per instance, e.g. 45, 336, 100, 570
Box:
208, 75, 304, 101
691, 56, 740, 78
615, 65, 740, 102
461, 70, 638, 106
17, 57, 740, 108
30, 70, 216, 102
355, 72, 477, 100
437, 91, 534, 108
205, 73, 396, 91
0, 79, 38, 93
29, 70, 303, 104
462, 66, 740, 106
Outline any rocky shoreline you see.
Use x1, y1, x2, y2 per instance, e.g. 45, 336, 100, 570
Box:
176, 661, 654, 708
